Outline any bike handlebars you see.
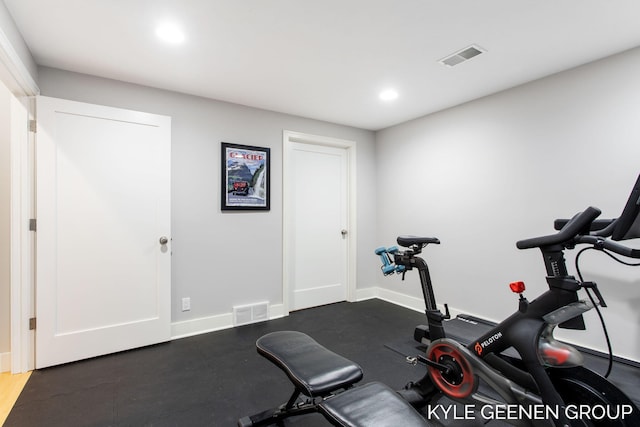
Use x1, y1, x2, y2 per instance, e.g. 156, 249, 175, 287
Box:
516, 206, 601, 250
517, 206, 640, 258
576, 235, 640, 258
553, 218, 616, 234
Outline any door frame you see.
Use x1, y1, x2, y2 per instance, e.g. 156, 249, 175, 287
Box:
282, 130, 357, 315
9, 94, 34, 374
1, 26, 40, 373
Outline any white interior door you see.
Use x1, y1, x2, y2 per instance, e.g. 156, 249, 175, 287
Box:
35, 96, 171, 369
288, 141, 349, 310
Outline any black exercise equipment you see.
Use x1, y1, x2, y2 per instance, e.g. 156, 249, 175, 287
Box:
318, 382, 429, 427
375, 174, 640, 426
237, 331, 431, 426
239, 173, 640, 427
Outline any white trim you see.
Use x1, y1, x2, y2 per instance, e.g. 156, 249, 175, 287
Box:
1, 20, 39, 373
0, 26, 39, 96
171, 313, 233, 340
9, 95, 33, 374
374, 287, 426, 313
356, 286, 465, 319
170, 304, 285, 340
0, 352, 10, 372
165, 290, 460, 342
355, 287, 377, 301
282, 130, 357, 314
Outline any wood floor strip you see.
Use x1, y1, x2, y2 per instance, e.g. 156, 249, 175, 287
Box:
0, 371, 32, 426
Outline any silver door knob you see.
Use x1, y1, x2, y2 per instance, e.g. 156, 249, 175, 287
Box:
159, 236, 169, 245
341, 229, 348, 236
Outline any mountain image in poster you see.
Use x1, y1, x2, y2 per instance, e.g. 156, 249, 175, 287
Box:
227, 161, 253, 183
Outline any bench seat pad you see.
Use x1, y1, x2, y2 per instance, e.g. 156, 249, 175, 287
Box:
319, 381, 428, 427
256, 331, 363, 397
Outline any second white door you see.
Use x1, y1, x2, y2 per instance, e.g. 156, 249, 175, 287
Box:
288, 140, 349, 311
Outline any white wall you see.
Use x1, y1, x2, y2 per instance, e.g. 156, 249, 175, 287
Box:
375, 47, 640, 362
36, 67, 379, 333
0, 79, 10, 363
20, 45, 640, 362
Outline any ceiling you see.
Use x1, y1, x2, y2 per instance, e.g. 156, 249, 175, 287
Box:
5, 1, 640, 131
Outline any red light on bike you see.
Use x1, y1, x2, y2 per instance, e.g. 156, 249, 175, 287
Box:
509, 281, 526, 293
540, 347, 570, 365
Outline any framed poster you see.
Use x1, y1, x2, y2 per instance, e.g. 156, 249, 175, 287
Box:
221, 142, 270, 211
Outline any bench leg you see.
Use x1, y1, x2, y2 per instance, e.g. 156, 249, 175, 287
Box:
237, 390, 318, 427
285, 390, 300, 409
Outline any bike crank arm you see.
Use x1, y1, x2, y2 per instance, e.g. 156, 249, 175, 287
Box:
407, 354, 453, 375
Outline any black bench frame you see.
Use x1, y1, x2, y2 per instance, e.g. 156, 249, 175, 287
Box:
238, 330, 363, 426
238, 330, 429, 427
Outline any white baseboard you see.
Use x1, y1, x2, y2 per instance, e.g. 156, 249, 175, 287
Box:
374, 287, 425, 312
168, 293, 640, 364
0, 352, 10, 372
171, 304, 285, 340
170, 290, 459, 342
357, 286, 465, 319
169, 289, 457, 342
354, 286, 377, 301
292, 284, 345, 311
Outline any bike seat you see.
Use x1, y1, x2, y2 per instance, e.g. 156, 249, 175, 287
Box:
397, 235, 440, 248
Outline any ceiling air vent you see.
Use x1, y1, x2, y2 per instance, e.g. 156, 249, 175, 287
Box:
440, 45, 485, 67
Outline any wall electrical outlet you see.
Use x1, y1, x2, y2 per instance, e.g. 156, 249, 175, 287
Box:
182, 297, 191, 312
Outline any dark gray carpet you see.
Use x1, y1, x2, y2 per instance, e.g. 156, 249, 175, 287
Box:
5, 300, 640, 426
6, 300, 427, 426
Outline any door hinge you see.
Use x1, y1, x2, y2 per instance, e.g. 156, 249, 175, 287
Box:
29, 317, 36, 330
29, 218, 37, 231
29, 119, 37, 133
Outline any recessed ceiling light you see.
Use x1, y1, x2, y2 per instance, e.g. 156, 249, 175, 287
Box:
156, 23, 185, 44
379, 89, 399, 101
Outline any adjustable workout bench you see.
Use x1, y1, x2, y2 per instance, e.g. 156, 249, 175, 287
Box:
238, 331, 430, 427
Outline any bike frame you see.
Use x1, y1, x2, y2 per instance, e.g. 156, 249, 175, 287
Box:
394, 243, 606, 426
382, 184, 640, 427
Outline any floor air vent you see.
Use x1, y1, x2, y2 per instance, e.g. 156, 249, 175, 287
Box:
233, 302, 269, 326
440, 45, 485, 67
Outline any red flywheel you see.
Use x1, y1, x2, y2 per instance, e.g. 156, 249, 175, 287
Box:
427, 341, 477, 399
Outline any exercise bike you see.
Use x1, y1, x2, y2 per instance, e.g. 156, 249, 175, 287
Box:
375, 176, 640, 427
240, 176, 640, 427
